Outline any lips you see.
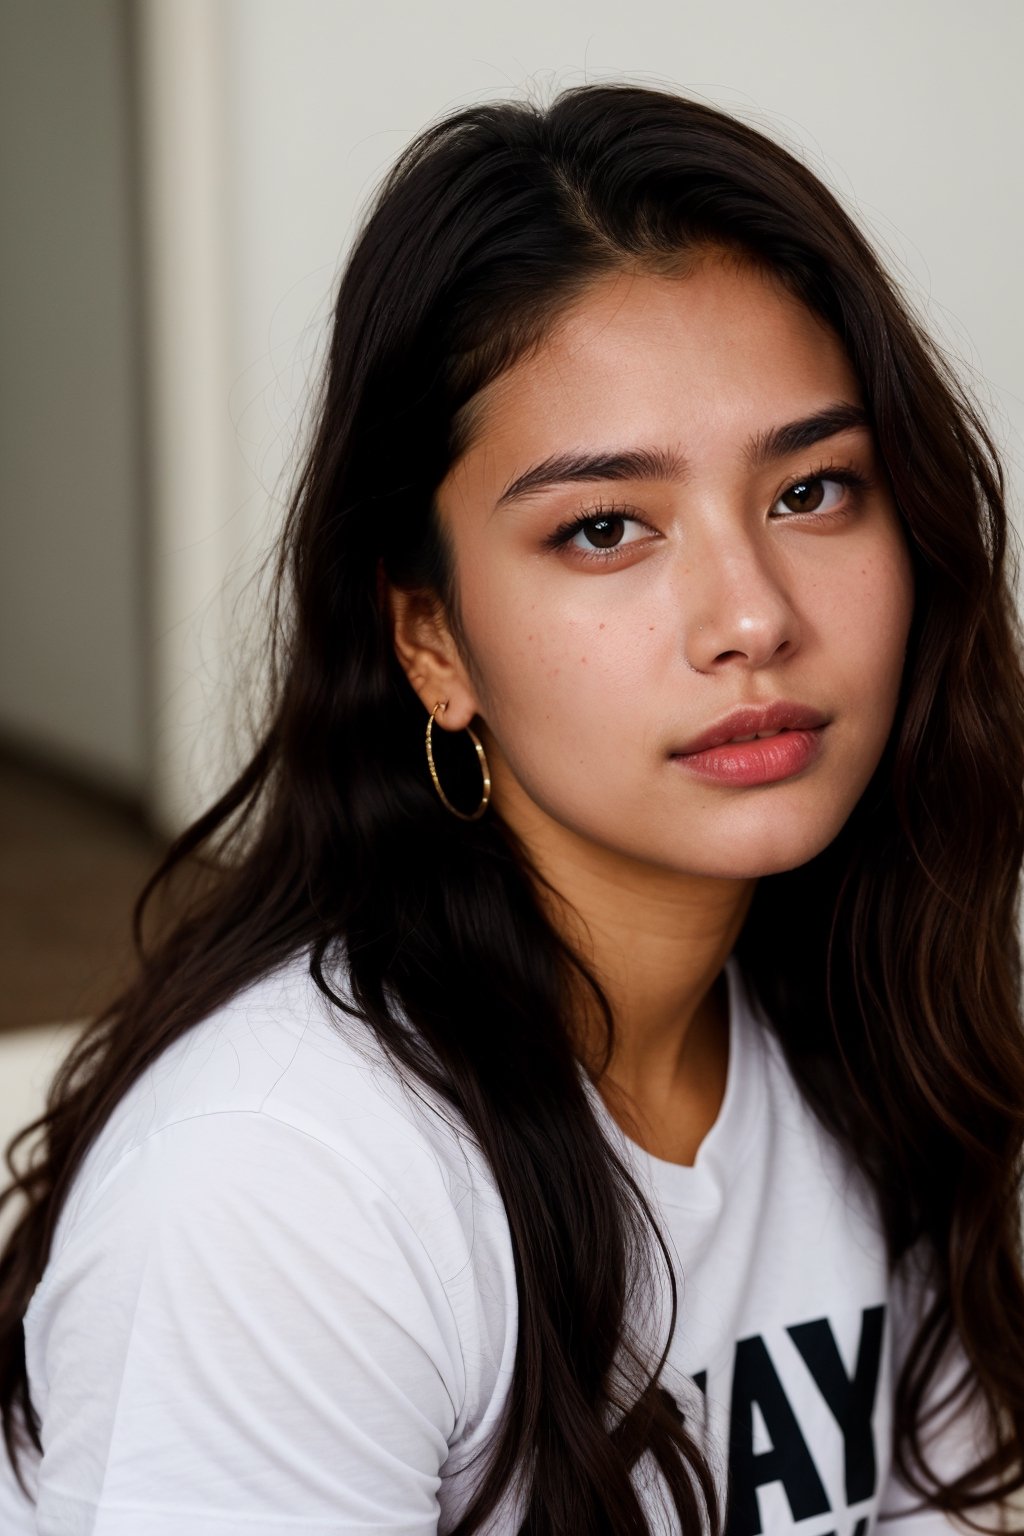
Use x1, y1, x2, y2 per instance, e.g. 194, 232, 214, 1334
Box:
673, 700, 829, 758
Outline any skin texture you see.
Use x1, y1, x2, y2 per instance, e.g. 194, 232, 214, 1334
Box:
390, 257, 915, 1162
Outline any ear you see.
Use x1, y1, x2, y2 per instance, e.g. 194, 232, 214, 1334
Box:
386, 579, 481, 730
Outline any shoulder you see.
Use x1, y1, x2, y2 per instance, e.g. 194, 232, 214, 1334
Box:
36, 949, 517, 1418
53, 949, 501, 1250
23, 951, 519, 1519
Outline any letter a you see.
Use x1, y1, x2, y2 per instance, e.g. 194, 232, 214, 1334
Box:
726, 1335, 830, 1536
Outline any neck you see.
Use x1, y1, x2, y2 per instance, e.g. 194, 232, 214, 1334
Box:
503, 786, 754, 1148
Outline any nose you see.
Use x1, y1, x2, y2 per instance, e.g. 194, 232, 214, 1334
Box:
682, 536, 799, 674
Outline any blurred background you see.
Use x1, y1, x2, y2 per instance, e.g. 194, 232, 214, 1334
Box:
1, 0, 1022, 1150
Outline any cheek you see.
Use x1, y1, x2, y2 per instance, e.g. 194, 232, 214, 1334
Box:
821, 533, 915, 708
458, 565, 664, 754
473, 611, 651, 729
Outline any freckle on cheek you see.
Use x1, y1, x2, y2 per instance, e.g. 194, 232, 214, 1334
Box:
599, 623, 605, 630
580, 656, 587, 664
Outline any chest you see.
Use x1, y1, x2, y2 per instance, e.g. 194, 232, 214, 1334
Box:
651, 1141, 892, 1536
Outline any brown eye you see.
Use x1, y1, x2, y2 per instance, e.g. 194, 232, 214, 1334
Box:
781, 479, 825, 512
551, 508, 651, 561
581, 515, 626, 548
772, 476, 848, 517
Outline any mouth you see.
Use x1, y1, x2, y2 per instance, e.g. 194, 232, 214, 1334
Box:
672, 701, 829, 758
713, 726, 789, 743
669, 703, 830, 788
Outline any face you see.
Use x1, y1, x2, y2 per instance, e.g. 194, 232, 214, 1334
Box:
420, 258, 915, 882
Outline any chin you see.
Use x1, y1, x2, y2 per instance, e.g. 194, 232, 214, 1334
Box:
697, 849, 824, 881
688, 813, 851, 881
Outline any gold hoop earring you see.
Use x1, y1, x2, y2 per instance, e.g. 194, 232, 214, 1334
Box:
425, 701, 491, 821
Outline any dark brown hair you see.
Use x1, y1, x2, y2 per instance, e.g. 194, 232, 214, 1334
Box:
2, 85, 1023, 1532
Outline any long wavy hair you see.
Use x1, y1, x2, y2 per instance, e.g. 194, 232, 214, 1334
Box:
2, 84, 1023, 1533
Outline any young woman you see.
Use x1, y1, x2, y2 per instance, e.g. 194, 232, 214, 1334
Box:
1, 84, 1022, 1535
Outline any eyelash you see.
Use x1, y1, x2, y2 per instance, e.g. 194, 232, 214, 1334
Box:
543, 463, 871, 564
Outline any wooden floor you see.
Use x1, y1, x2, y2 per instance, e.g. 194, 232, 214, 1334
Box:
0, 754, 166, 1031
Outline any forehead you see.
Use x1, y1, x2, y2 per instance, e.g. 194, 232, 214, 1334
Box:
448, 260, 859, 486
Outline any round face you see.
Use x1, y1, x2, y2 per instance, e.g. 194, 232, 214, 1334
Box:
432, 257, 915, 883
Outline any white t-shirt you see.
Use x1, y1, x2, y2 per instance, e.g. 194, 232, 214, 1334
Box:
0, 950, 990, 1534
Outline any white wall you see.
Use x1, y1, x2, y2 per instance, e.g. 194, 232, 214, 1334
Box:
140, 0, 1024, 831
0, 0, 146, 794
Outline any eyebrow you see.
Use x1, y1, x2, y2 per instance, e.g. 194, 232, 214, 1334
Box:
493, 402, 871, 508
